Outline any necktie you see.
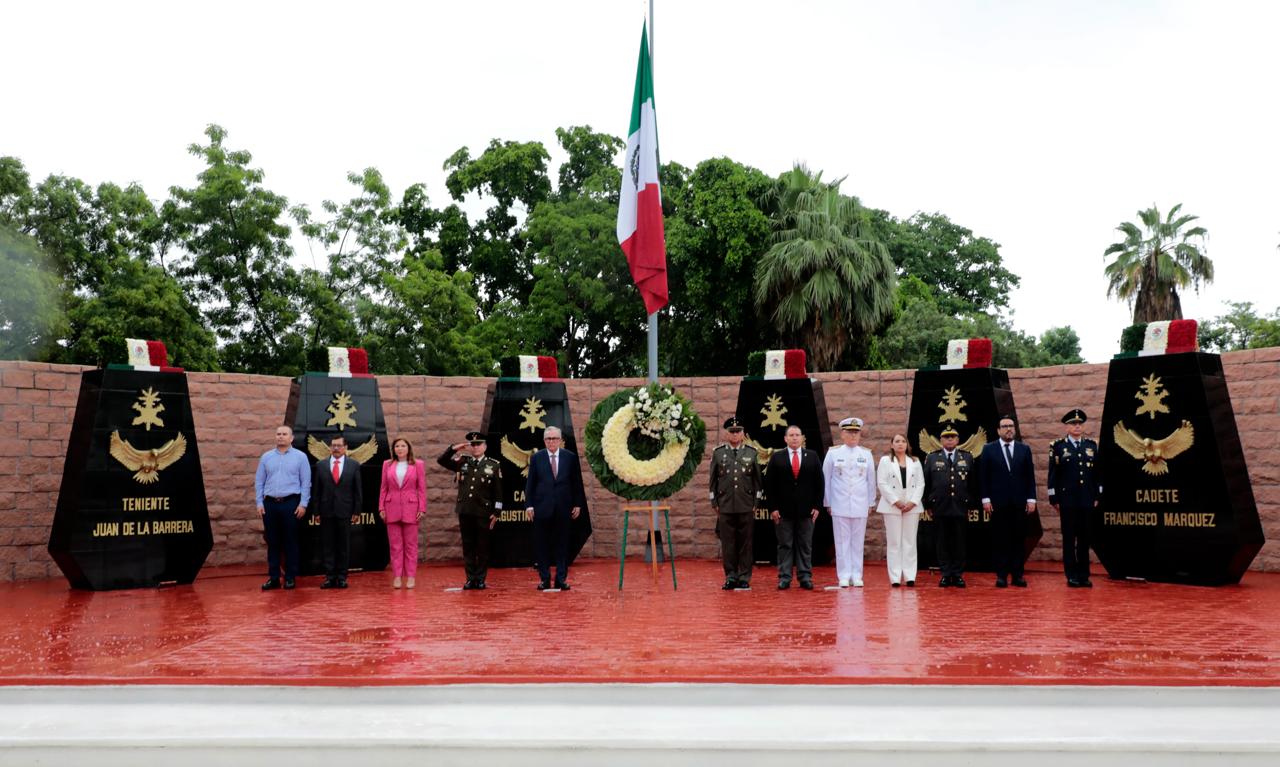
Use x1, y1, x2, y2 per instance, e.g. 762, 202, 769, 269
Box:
1004, 442, 1013, 469
946, 452, 953, 467
791, 450, 800, 479
332, 458, 341, 484
551, 452, 558, 478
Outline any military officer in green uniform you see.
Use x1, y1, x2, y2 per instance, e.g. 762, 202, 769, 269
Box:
1047, 408, 1101, 588
923, 423, 976, 588
710, 416, 763, 590
437, 430, 503, 590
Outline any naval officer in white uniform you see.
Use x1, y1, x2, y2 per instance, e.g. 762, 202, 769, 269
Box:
823, 417, 877, 587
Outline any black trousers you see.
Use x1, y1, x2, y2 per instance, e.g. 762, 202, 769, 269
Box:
459, 514, 491, 583
533, 509, 571, 584
990, 502, 1027, 580
717, 512, 753, 583
320, 514, 351, 580
935, 515, 966, 578
775, 513, 814, 583
263, 495, 301, 580
1059, 504, 1092, 581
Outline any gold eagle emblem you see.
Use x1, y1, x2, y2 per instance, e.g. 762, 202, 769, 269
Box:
917, 427, 987, 457
742, 435, 777, 466
500, 435, 537, 476
109, 430, 187, 484
306, 434, 380, 465
1112, 419, 1194, 475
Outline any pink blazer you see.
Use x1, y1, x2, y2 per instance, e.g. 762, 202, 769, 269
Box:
379, 459, 426, 524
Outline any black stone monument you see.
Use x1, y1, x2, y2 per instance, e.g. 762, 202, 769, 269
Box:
49, 367, 213, 589
1095, 352, 1262, 585
478, 380, 592, 567
283, 373, 390, 575
906, 367, 1043, 572
734, 377, 835, 565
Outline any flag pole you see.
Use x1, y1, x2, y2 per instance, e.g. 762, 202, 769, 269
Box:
647, 0, 658, 386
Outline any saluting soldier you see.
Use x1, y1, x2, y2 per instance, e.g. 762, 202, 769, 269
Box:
710, 416, 763, 590
1047, 408, 1102, 588
437, 430, 504, 590
923, 424, 977, 588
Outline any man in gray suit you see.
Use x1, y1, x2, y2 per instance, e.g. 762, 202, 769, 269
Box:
311, 434, 363, 589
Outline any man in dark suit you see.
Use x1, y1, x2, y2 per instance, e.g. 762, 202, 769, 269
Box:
1047, 408, 1101, 588
978, 414, 1037, 588
764, 424, 825, 590
523, 425, 584, 591
923, 424, 976, 588
311, 434, 363, 589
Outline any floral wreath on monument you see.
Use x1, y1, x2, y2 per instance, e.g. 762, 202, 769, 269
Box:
585, 383, 706, 501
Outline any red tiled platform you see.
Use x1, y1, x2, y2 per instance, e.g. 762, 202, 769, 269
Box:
2, 559, 1277, 687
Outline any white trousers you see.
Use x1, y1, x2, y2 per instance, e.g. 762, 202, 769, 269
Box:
883, 512, 921, 584
832, 516, 867, 583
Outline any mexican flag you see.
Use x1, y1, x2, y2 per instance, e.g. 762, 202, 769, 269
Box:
616, 23, 668, 316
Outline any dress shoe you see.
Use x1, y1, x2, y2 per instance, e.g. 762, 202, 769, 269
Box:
852, 580, 863, 588
537, 581, 551, 591
734, 582, 751, 590
405, 578, 415, 589
778, 580, 791, 590
938, 577, 951, 588
555, 582, 570, 591
906, 580, 915, 587
320, 579, 337, 589
336, 579, 348, 589
463, 581, 476, 590
475, 581, 486, 590
1067, 579, 1081, 588
1012, 577, 1028, 588
723, 580, 737, 591
283, 579, 295, 590
891, 582, 900, 588
838, 578, 850, 588
953, 577, 967, 588
261, 578, 281, 591
1080, 579, 1093, 588
995, 577, 1008, 588
392, 577, 402, 589
799, 580, 814, 590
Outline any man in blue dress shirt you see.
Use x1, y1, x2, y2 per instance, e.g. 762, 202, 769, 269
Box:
255, 425, 311, 590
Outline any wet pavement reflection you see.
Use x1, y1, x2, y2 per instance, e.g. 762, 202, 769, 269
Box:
1, 561, 1277, 686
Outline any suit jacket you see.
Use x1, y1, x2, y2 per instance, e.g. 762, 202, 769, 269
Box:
875, 455, 925, 515
923, 449, 976, 518
311, 456, 363, 519
978, 440, 1037, 507
1046, 437, 1101, 508
764, 447, 824, 519
378, 459, 426, 524
523, 448, 585, 519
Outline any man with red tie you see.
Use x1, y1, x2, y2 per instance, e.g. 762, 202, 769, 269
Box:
764, 424, 825, 590
311, 434, 363, 589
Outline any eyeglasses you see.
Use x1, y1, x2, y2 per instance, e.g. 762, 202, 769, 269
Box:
545, 436, 562, 441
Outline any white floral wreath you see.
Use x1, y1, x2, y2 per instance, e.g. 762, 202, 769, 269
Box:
601, 403, 690, 486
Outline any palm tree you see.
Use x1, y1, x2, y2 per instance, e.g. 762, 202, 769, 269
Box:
754, 165, 895, 370
1103, 204, 1213, 323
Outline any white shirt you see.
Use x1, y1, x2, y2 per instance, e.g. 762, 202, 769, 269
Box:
395, 460, 408, 487
329, 456, 345, 477
823, 444, 876, 518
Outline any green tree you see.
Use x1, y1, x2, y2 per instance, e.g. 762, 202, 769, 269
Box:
162, 124, 305, 374
754, 165, 895, 371
0, 225, 62, 360
1199, 302, 1280, 352
869, 210, 1019, 316
444, 139, 552, 311
1038, 326, 1084, 364
1104, 203, 1213, 323
663, 157, 772, 374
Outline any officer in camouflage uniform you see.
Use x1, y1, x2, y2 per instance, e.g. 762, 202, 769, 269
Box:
1047, 408, 1101, 588
710, 416, 763, 590
923, 423, 977, 588
437, 430, 503, 590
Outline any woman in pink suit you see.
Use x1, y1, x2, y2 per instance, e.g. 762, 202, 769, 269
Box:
379, 438, 426, 588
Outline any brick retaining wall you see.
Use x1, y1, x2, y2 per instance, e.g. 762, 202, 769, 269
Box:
2, 352, 1277, 581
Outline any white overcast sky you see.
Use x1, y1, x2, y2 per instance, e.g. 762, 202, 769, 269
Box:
3, 0, 1278, 363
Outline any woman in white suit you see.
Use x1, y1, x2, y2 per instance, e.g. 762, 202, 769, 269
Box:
876, 433, 925, 586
